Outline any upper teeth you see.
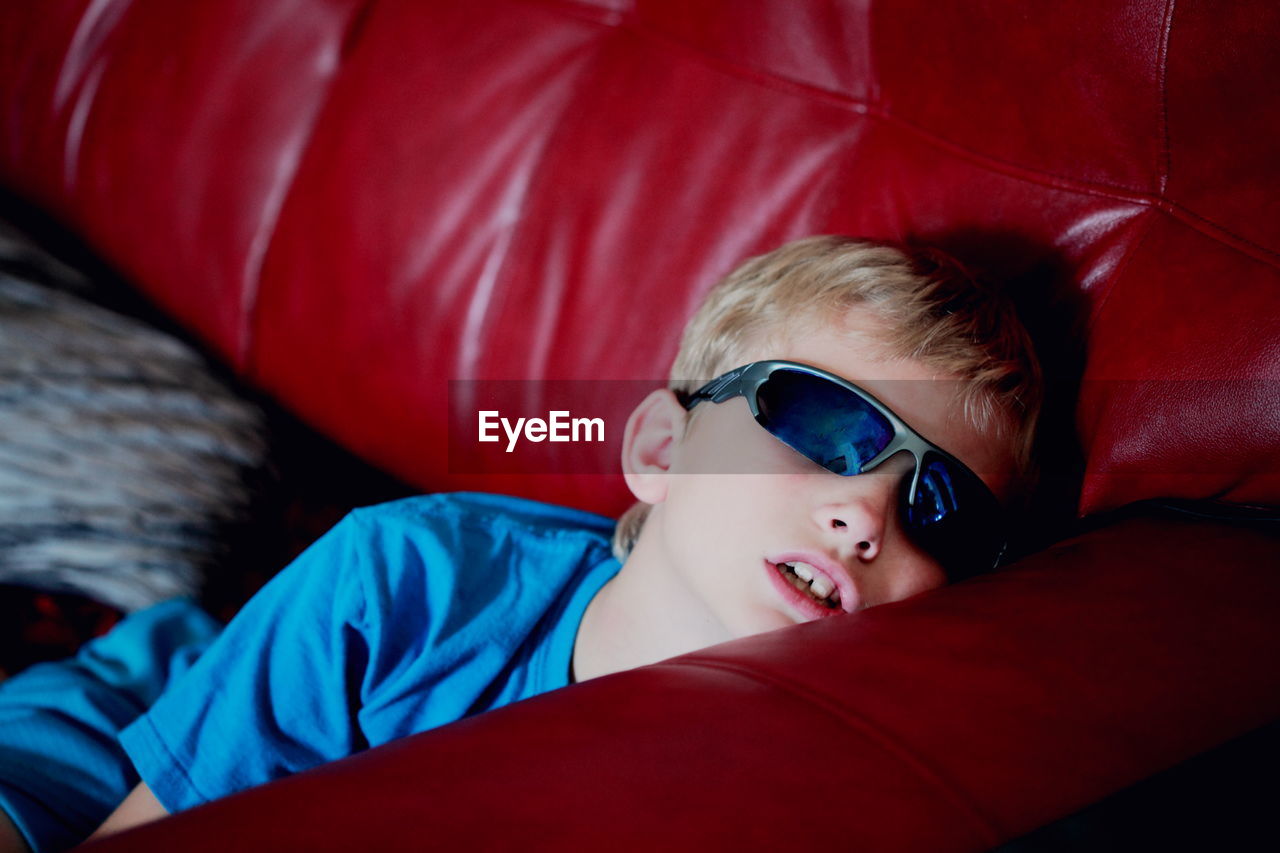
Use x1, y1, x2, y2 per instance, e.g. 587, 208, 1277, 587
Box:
780, 561, 839, 604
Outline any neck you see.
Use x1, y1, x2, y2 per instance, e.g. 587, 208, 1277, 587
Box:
572, 512, 732, 682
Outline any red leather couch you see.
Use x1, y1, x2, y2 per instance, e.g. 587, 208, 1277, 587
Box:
1, 1, 1277, 849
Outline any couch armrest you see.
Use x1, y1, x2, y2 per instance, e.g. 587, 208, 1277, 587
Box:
81, 513, 1280, 851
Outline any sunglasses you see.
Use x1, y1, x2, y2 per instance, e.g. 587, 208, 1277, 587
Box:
677, 360, 1006, 580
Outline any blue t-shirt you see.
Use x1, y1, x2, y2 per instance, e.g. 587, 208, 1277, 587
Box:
119, 492, 621, 812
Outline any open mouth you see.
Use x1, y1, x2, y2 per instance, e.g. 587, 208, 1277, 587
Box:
773, 560, 842, 610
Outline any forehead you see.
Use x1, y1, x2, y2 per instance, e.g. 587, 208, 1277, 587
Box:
748, 308, 1018, 499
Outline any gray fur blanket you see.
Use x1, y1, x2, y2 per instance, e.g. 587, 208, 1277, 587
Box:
0, 221, 274, 612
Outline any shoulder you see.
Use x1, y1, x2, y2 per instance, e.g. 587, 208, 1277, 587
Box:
339, 493, 618, 708
347, 491, 617, 546
342, 492, 617, 623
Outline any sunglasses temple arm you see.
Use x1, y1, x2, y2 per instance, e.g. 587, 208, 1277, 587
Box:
905, 457, 922, 506
683, 366, 751, 408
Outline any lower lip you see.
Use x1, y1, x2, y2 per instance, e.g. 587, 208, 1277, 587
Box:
763, 560, 844, 621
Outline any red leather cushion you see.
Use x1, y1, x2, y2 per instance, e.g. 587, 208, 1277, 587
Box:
82, 516, 1280, 851
0, 0, 366, 365
2, 3, 1278, 848
1080, 219, 1280, 510
0, 0, 98, 219
2, 1, 1277, 517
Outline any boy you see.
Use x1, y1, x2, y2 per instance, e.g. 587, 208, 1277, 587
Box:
0, 236, 1040, 852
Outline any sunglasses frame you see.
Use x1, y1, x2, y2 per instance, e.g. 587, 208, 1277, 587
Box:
677, 359, 1001, 532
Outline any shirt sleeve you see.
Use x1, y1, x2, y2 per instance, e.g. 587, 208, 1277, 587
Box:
119, 511, 373, 812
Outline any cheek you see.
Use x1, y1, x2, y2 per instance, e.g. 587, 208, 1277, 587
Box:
660, 475, 751, 555
659, 472, 803, 570
912, 558, 948, 594
879, 539, 949, 603
667, 473, 787, 529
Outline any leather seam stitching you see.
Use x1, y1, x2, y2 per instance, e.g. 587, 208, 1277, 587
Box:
1157, 0, 1176, 196
521, 0, 1280, 271
1082, 209, 1160, 340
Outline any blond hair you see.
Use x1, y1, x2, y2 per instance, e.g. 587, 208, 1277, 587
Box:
611, 235, 1043, 562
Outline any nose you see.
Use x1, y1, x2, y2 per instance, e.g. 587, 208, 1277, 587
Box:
811, 471, 901, 562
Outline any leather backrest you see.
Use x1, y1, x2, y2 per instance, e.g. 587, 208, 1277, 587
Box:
1, 2, 1276, 512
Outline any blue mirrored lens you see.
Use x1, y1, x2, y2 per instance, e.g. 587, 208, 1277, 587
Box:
901, 454, 1005, 580
755, 370, 894, 475
906, 457, 961, 525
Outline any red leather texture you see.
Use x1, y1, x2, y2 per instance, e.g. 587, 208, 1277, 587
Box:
1, 1, 1277, 848
82, 516, 1280, 852
2, 0, 1277, 516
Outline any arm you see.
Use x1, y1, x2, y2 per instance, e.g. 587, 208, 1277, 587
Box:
88, 782, 167, 842
115, 512, 373, 813
0, 807, 30, 853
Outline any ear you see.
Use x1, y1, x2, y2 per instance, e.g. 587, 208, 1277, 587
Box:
620, 388, 688, 505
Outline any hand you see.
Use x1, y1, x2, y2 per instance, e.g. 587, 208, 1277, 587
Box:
0, 807, 30, 853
